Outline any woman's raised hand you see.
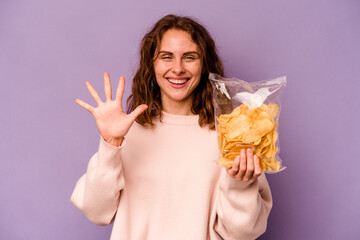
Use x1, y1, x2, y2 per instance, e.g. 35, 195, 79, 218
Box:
75, 72, 148, 147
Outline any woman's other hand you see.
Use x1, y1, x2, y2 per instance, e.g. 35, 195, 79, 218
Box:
227, 149, 262, 181
75, 72, 148, 147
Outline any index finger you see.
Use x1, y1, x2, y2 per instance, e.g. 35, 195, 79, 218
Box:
85, 81, 102, 105
227, 154, 240, 177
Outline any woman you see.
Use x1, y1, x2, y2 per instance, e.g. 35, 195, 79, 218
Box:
71, 14, 272, 240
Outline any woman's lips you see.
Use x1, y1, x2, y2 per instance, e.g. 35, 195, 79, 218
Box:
166, 78, 190, 88
167, 78, 189, 85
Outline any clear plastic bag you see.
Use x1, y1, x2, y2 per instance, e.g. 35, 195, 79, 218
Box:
209, 73, 287, 174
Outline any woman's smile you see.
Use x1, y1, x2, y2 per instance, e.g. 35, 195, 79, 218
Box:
167, 77, 189, 85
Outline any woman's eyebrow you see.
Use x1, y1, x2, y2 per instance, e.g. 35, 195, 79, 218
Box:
158, 51, 200, 55
158, 51, 173, 55
183, 51, 200, 55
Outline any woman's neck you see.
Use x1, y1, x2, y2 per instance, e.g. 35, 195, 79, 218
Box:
161, 99, 194, 116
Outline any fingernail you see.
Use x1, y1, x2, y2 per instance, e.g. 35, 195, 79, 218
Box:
241, 149, 245, 154
247, 148, 252, 153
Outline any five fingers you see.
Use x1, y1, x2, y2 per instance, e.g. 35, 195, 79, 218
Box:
227, 148, 262, 181
83, 72, 125, 105
77, 72, 125, 110
76, 73, 146, 117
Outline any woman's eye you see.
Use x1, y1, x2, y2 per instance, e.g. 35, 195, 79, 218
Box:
183, 55, 197, 61
161, 55, 172, 60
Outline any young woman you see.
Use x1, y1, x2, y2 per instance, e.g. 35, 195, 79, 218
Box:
71, 14, 272, 240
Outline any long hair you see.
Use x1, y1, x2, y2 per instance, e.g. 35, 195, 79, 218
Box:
127, 14, 224, 129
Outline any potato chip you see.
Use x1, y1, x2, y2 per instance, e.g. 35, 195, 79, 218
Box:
216, 103, 282, 173
269, 103, 279, 118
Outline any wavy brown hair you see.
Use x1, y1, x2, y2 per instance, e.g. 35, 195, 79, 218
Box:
127, 14, 224, 129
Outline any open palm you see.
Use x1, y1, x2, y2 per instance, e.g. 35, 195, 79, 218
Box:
76, 72, 148, 146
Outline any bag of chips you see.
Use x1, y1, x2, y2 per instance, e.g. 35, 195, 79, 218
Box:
209, 73, 287, 174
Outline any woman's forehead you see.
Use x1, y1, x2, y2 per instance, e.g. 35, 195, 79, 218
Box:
159, 29, 199, 53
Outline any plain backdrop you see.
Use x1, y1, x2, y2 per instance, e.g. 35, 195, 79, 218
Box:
1, 0, 359, 239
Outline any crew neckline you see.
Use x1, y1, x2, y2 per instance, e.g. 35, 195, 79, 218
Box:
160, 111, 199, 125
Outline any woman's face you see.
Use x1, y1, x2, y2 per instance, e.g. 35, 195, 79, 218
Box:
153, 29, 202, 114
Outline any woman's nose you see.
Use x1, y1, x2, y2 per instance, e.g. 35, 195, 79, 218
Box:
171, 59, 185, 75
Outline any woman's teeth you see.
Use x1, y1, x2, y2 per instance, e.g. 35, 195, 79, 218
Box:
168, 78, 188, 85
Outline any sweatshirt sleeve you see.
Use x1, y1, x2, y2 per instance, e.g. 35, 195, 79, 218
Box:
70, 137, 125, 225
210, 169, 273, 240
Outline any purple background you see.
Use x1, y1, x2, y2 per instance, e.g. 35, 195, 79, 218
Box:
1, 0, 359, 239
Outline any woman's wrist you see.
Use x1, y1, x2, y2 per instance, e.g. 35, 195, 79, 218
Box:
104, 136, 124, 147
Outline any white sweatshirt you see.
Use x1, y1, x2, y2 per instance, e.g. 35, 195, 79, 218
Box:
70, 112, 272, 240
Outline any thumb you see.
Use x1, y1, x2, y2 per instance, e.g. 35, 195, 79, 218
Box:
129, 104, 148, 121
